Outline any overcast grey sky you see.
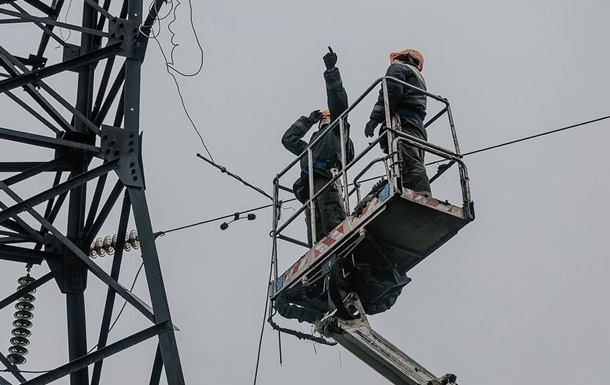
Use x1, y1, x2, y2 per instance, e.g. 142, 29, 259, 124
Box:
1, 1, 610, 384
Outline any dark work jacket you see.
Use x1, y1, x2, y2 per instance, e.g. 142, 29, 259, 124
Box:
282, 67, 355, 180
369, 61, 427, 137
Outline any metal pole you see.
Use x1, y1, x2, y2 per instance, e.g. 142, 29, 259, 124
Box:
381, 78, 399, 194
65, 0, 97, 383
307, 148, 316, 245
339, 117, 349, 213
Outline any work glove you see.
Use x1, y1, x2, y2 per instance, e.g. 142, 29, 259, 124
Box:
323, 46, 337, 70
308, 110, 322, 123
364, 120, 378, 138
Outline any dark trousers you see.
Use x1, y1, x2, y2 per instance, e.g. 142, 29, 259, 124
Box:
398, 123, 431, 194
304, 174, 345, 246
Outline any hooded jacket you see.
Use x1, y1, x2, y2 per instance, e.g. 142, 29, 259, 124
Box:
369, 60, 427, 137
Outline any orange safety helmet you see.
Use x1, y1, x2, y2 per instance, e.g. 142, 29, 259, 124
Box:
389, 49, 424, 72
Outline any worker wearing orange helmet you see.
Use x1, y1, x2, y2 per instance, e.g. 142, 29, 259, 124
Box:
364, 49, 431, 196
282, 47, 355, 246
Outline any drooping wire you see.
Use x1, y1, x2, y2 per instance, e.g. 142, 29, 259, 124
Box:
165, 0, 204, 77
140, 0, 213, 161
56, 0, 74, 45
87, 261, 145, 354
139, 0, 175, 39
151, 34, 213, 161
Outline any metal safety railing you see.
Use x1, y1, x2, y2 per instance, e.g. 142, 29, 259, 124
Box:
271, 75, 473, 282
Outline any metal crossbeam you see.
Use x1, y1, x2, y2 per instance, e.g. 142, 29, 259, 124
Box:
0, 0, 186, 383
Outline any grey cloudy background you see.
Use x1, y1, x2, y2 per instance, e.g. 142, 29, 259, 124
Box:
1, 0, 610, 384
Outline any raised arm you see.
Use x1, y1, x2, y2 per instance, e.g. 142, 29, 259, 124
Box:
323, 47, 348, 121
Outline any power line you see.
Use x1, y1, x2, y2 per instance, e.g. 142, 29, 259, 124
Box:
86, 262, 146, 354
461, 115, 610, 158
154, 202, 280, 237
156, 114, 609, 237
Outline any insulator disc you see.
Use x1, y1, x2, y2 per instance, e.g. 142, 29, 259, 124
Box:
103, 236, 115, 255
11, 328, 31, 338
18, 293, 35, 303
14, 310, 34, 321
9, 336, 29, 347
17, 276, 34, 286
15, 302, 34, 312
90, 249, 98, 259
15, 286, 36, 295
8, 345, 28, 355
129, 230, 140, 249
12, 319, 32, 329
7, 353, 26, 365
94, 238, 106, 257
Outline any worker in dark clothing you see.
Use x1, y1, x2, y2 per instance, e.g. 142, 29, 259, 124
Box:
282, 47, 354, 246
364, 49, 431, 197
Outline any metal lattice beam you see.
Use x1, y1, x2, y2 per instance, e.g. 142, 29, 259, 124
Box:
0, 0, 186, 384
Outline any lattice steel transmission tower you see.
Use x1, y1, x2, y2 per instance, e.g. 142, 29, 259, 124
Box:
0, 0, 185, 384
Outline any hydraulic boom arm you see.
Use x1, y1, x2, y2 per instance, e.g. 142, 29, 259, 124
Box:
315, 293, 458, 385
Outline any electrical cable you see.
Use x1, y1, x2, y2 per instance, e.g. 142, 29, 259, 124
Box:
148, 0, 175, 23
154, 202, 282, 237
461, 115, 610, 157
165, 0, 204, 77
196, 153, 273, 201
427, 114, 610, 166
252, 254, 274, 385
139, 0, 175, 39
86, 261, 145, 354
155, 114, 609, 238
152, 35, 214, 161
143, 0, 212, 160
56, 0, 73, 44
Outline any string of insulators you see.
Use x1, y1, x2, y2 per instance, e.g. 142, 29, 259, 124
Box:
89, 230, 140, 258
7, 274, 36, 365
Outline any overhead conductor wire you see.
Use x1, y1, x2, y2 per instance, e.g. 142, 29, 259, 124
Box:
461, 115, 610, 157
158, 114, 609, 237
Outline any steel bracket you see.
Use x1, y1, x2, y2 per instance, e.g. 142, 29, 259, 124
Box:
101, 125, 144, 188
108, 17, 140, 59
